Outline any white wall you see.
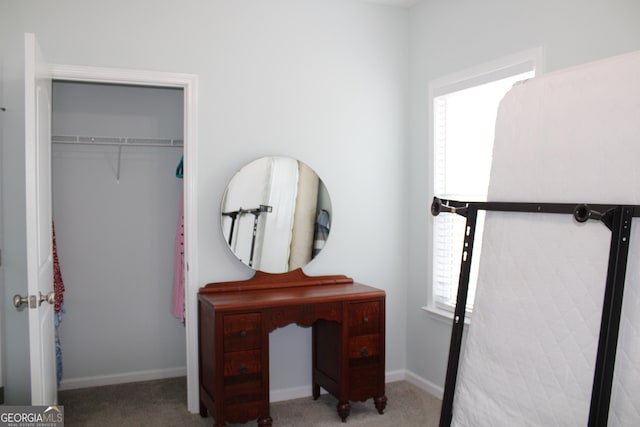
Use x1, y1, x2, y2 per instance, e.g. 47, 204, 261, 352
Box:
407, 0, 640, 394
0, 0, 409, 403
51, 82, 186, 388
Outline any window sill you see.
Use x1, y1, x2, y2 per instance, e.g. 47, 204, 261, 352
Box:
421, 305, 471, 326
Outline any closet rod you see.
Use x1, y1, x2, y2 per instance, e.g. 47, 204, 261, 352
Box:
52, 135, 183, 148
52, 135, 183, 183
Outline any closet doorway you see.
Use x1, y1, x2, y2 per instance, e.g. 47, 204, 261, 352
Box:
48, 65, 199, 412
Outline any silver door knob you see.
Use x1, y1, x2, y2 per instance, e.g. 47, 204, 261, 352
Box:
13, 294, 29, 309
39, 291, 55, 306
13, 292, 55, 310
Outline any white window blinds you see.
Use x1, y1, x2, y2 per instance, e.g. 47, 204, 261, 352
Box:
432, 68, 535, 312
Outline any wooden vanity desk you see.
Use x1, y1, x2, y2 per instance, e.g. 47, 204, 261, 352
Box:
198, 269, 387, 427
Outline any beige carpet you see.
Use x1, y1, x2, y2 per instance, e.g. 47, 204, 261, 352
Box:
59, 377, 441, 426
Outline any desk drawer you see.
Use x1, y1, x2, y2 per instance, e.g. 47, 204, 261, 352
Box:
348, 302, 380, 336
348, 334, 380, 360
223, 350, 262, 377
349, 362, 381, 401
222, 376, 264, 423
224, 313, 262, 352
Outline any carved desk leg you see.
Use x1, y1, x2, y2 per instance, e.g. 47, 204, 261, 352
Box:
257, 415, 273, 427
337, 401, 351, 422
374, 395, 388, 414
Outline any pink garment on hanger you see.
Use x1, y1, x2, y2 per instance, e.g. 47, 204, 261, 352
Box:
171, 199, 185, 321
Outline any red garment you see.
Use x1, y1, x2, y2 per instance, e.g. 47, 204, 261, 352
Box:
52, 223, 65, 313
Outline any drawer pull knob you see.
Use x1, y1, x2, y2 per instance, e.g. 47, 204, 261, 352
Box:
363, 317, 369, 323
239, 330, 247, 337
360, 347, 369, 357
238, 363, 248, 374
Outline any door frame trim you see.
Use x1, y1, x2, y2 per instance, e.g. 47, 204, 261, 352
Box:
49, 64, 200, 412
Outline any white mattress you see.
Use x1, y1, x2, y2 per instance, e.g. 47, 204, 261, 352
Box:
451, 51, 640, 426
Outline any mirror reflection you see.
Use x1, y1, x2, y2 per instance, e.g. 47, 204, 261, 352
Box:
221, 156, 332, 273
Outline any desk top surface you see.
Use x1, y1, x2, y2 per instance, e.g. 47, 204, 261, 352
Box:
198, 282, 385, 312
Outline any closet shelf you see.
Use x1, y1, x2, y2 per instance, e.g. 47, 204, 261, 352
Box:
52, 135, 183, 147
52, 135, 183, 183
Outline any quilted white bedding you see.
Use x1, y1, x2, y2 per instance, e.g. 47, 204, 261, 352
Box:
450, 51, 640, 426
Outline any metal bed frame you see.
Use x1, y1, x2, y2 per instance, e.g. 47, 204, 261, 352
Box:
222, 204, 272, 267
431, 197, 633, 427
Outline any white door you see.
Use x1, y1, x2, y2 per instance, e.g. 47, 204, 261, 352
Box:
24, 32, 57, 405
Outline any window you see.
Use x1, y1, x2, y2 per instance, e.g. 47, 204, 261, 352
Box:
430, 50, 541, 314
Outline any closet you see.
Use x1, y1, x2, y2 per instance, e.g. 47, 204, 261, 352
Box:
51, 81, 186, 390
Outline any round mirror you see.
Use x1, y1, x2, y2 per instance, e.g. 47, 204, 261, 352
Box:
221, 156, 332, 273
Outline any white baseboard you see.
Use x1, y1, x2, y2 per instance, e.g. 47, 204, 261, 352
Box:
385, 369, 406, 383
58, 367, 187, 391
58, 367, 443, 404
269, 369, 420, 403
270, 384, 316, 402
404, 369, 444, 399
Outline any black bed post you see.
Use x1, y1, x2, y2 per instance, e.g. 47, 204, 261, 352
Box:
587, 206, 632, 427
437, 202, 478, 427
